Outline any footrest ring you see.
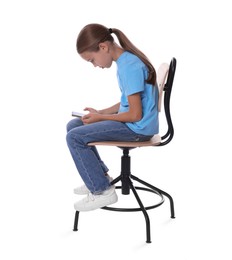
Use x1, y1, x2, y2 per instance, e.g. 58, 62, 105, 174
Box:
101, 186, 165, 212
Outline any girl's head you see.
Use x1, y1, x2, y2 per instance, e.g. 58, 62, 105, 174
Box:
76, 24, 114, 54
76, 23, 156, 85
76, 24, 115, 69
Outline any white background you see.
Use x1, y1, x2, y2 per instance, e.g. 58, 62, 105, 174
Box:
0, 0, 232, 259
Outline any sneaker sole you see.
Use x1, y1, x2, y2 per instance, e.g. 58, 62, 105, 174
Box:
74, 193, 118, 211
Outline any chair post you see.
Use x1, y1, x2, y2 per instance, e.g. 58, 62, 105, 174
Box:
121, 148, 131, 195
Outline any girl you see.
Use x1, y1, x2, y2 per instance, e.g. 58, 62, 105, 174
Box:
66, 23, 159, 211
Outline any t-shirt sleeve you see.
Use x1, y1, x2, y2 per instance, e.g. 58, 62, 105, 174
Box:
123, 65, 146, 96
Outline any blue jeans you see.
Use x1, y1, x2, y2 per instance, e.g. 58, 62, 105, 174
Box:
66, 118, 152, 194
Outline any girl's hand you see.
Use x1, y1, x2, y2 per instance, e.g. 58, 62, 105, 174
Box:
82, 113, 101, 124
84, 107, 99, 114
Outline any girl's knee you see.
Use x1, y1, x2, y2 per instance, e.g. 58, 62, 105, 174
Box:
66, 129, 86, 149
66, 130, 72, 145
66, 118, 83, 132
66, 130, 79, 146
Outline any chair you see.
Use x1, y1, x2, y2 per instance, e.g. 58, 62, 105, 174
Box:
73, 57, 177, 243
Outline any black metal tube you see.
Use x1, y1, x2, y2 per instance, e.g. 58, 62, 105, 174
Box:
73, 211, 79, 231
129, 180, 151, 243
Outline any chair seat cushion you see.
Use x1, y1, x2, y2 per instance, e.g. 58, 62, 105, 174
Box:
88, 134, 161, 148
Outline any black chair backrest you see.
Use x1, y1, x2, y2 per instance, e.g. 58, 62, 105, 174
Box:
159, 57, 177, 146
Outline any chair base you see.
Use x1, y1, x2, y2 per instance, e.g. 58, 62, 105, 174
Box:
73, 148, 175, 243
73, 175, 175, 243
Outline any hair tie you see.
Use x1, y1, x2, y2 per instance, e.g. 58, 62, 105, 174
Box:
108, 28, 113, 34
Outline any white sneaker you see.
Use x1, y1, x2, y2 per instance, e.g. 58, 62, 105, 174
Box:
74, 176, 113, 195
74, 186, 118, 211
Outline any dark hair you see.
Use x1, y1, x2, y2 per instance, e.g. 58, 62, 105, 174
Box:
76, 23, 156, 85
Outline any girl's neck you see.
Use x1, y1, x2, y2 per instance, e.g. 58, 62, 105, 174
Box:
110, 43, 125, 61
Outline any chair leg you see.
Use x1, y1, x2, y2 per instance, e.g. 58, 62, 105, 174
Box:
128, 179, 151, 243
131, 174, 175, 218
72, 176, 122, 233
110, 175, 122, 186
73, 211, 79, 231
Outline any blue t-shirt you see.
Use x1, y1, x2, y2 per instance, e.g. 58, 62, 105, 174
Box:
116, 51, 159, 136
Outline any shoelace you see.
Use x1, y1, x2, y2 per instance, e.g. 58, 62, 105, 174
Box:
86, 193, 96, 202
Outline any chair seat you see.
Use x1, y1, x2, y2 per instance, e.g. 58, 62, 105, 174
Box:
88, 134, 161, 148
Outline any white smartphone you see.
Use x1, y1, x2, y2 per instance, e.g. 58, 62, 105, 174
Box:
72, 111, 86, 118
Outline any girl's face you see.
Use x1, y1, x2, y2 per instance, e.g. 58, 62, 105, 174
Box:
80, 43, 113, 69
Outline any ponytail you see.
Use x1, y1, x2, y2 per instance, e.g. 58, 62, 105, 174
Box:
110, 28, 156, 85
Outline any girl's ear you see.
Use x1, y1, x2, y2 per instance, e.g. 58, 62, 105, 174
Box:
99, 42, 109, 52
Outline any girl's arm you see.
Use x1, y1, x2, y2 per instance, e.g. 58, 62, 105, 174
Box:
84, 103, 120, 115
82, 93, 142, 124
